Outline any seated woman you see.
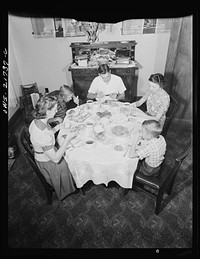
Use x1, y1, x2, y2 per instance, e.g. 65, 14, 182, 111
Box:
47, 85, 79, 127
29, 95, 77, 201
131, 73, 170, 127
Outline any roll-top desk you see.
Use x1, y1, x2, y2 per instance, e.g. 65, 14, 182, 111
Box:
68, 41, 138, 103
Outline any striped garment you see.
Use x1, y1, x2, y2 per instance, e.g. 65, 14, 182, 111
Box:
136, 135, 166, 168
47, 90, 77, 120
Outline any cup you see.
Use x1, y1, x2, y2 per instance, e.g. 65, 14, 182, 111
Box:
86, 100, 93, 109
85, 140, 94, 145
85, 139, 95, 149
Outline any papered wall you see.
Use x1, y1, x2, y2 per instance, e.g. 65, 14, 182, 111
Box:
9, 15, 170, 100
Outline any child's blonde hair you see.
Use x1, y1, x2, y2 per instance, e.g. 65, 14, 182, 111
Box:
34, 95, 57, 119
142, 120, 162, 138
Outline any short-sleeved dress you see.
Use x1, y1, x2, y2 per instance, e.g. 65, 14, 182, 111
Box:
143, 88, 170, 127
29, 119, 76, 201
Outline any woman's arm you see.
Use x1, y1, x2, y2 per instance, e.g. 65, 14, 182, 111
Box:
117, 92, 125, 101
44, 131, 77, 163
135, 106, 165, 121
51, 122, 65, 134
144, 108, 164, 121
132, 96, 146, 107
48, 117, 63, 124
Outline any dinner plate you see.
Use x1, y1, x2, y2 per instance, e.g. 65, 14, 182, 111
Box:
111, 125, 129, 137
113, 144, 127, 152
66, 108, 80, 117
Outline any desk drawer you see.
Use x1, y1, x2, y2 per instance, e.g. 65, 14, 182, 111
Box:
111, 67, 135, 75
71, 69, 98, 77
73, 75, 95, 81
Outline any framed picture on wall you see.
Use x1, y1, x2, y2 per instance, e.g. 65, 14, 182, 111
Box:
63, 19, 86, 37
122, 19, 143, 35
143, 19, 157, 34
122, 18, 172, 35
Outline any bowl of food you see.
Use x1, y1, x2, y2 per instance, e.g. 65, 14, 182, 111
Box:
111, 125, 129, 137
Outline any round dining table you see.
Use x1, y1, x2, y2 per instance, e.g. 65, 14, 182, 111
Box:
57, 99, 145, 189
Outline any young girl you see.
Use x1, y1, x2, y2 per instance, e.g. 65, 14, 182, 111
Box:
129, 120, 166, 176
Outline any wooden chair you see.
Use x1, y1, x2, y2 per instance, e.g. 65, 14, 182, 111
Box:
124, 139, 191, 215
161, 95, 179, 138
20, 126, 55, 204
20, 82, 41, 125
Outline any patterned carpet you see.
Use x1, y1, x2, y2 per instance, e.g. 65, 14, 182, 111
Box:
6, 119, 194, 254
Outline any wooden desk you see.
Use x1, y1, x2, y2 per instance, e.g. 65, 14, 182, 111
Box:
69, 41, 138, 103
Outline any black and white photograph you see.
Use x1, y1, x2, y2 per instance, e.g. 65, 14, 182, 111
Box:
3, 9, 197, 256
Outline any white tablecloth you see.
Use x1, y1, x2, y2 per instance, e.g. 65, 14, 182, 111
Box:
58, 102, 145, 188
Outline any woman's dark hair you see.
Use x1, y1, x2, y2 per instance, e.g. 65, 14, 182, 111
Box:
148, 73, 167, 88
34, 95, 57, 119
98, 64, 110, 74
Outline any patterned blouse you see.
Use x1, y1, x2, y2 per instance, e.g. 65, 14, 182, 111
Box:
143, 88, 170, 127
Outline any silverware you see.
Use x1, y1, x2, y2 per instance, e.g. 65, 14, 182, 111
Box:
123, 146, 129, 157
69, 140, 75, 148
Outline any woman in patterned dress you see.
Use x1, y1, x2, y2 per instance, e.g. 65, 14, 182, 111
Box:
131, 73, 170, 127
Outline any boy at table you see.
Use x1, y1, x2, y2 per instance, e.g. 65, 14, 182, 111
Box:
87, 64, 126, 101
129, 120, 166, 176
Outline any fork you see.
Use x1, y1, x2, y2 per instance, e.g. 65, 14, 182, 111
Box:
123, 146, 130, 157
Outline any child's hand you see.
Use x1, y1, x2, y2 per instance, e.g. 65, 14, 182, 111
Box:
73, 95, 79, 105
131, 131, 140, 140
54, 122, 64, 131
